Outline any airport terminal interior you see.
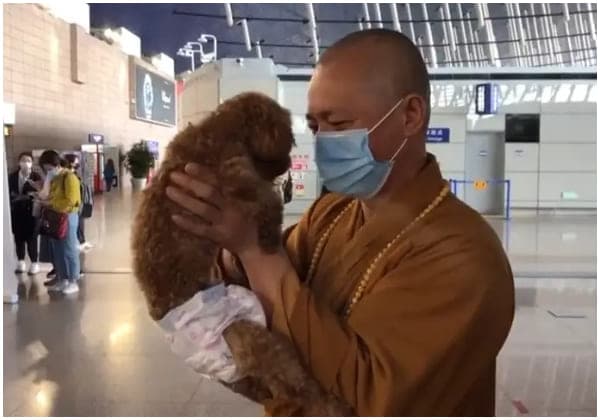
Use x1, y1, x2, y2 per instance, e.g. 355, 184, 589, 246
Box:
2, 2, 598, 418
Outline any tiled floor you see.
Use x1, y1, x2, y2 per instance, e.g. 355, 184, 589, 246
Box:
3, 191, 596, 416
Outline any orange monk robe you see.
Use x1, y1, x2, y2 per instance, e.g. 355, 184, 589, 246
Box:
267, 154, 515, 416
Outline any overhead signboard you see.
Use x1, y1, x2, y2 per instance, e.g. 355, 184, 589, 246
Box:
131, 62, 176, 126
88, 133, 104, 144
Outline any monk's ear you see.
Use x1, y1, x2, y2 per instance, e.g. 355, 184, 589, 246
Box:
402, 94, 428, 137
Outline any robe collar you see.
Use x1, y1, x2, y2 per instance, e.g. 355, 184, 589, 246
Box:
313, 153, 448, 312
376, 153, 447, 227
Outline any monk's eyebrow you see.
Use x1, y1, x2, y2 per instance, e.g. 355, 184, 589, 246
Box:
307, 110, 345, 121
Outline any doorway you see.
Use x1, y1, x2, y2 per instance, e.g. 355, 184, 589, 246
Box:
464, 131, 506, 216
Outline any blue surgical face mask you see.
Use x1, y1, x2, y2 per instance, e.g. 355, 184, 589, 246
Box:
315, 98, 408, 199
45, 167, 59, 180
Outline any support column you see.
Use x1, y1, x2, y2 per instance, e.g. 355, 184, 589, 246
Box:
3, 129, 18, 304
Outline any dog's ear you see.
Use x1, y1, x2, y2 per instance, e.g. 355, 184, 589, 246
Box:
244, 97, 295, 163
229, 93, 296, 179
248, 121, 294, 161
246, 108, 295, 179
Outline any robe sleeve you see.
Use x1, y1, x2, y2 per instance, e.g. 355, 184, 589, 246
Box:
213, 222, 304, 289
212, 222, 315, 409
271, 235, 514, 415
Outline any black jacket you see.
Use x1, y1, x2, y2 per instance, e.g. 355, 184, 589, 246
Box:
8, 169, 42, 238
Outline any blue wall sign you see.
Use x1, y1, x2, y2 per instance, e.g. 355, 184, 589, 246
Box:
426, 128, 450, 143
475, 83, 500, 115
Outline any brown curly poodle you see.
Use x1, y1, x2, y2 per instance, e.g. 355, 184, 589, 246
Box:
131, 92, 352, 416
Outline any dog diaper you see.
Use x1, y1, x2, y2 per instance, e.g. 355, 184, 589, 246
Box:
158, 283, 266, 383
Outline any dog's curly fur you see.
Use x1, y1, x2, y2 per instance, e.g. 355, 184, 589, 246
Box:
131, 92, 352, 416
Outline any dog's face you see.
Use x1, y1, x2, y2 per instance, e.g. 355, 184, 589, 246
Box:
219, 92, 296, 181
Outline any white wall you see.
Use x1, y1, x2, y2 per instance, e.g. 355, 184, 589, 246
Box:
424, 79, 596, 210
427, 84, 470, 195
538, 107, 596, 209
38, 1, 90, 33
277, 81, 319, 214
179, 59, 279, 129
178, 71, 219, 129
113, 27, 141, 58
151, 53, 175, 78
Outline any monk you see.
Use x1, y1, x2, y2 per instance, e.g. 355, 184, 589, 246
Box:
165, 29, 515, 416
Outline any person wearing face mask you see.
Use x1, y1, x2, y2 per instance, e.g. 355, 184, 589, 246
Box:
8, 152, 43, 274
36, 157, 57, 280
64, 154, 94, 278
163, 29, 515, 416
64, 154, 93, 253
36, 156, 63, 281
38, 150, 81, 295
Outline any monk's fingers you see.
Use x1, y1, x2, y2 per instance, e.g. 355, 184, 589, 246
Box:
169, 171, 223, 209
166, 186, 220, 224
171, 213, 218, 241
184, 163, 219, 184
183, 163, 225, 207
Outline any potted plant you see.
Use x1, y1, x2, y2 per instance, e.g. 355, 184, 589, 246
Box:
125, 141, 155, 191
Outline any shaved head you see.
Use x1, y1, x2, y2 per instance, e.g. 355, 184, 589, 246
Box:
318, 29, 431, 127
307, 29, 431, 202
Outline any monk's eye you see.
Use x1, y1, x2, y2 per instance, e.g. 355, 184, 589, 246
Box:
331, 120, 352, 130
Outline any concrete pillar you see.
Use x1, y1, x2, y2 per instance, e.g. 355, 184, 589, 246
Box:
3, 129, 19, 304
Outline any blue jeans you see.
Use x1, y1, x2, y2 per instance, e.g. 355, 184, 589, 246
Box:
50, 212, 80, 283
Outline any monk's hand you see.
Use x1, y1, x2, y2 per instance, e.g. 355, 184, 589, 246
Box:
166, 163, 259, 255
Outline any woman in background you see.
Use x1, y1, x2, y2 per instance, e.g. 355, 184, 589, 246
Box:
38, 159, 56, 281
103, 158, 116, 192
64, 154, 91, 279
64, 154, 92, 250
39, 157, 70, 281
8, 152, 42, 275
38, 150, 81, 295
